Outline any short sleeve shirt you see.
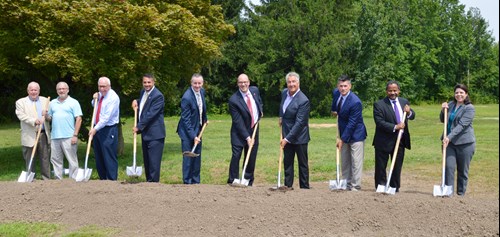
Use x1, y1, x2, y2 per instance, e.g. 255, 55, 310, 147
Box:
48, 96, 83, 139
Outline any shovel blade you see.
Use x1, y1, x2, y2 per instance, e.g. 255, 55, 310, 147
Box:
18, 171, 35, 183
376, 184, 396, 195
433, 185, 453, 197
232, 178, 249, 187
126, 166, 143, 177
75, 168, 92, 182
182, 151, 199, 157
329, 179, 347, 190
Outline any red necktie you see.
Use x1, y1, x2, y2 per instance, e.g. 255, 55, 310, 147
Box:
246, 93, 254, 127
95, 96, 104, 124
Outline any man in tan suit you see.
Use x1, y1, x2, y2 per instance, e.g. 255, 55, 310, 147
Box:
15, 81, 51, 180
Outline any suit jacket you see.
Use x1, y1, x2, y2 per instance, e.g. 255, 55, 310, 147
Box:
137, 87, 166, 141
229, 86, 264, 146
279, 89, 310, 145
372, 97, 415, 153
331, 89, 367, 143
440, 101, 475, 146
15, 96, 51, 147
177, 87, 207, 141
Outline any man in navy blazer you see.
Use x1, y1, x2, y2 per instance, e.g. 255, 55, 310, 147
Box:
177, 73, 207, 184
227, 74, 264, 186
279, 72, 310, 189
132, 74, 166, 182
331, 75, 367, 191
373, 80, 415, 192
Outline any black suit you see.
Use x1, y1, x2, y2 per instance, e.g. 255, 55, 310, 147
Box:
227, 86, 263, 185
372, 97, 415, 191
280, 89, 310, 189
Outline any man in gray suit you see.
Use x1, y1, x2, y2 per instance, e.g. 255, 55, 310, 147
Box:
279, 72, 310, 189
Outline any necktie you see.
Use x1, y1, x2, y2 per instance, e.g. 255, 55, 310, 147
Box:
246, 93, 254, 127
95, 96, 104, 124
393, 100, 401, 123
196, 93, 202, 125
337, 96, 344, 112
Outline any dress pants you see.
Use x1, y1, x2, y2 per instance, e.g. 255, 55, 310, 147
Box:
227, 143, 258, 186
374, 144, 405, 192
93, 124, 118, 180
445, 142, 475, 195
341, 140, 364, 189
51, 138, 79, 179
142, 138, 165, 182
182, 139, 201, 184
283, 143, 310, 189
22, 131, 51, 180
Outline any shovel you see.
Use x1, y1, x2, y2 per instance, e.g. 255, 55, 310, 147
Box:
18, 96, 50, 183
329, 121, 347, 190
270, 129, 285, 191
126, 107, 143, 177
232, 122, 259, 187
75, 97, 97, 182
183, 122, 207, 157
376, 111, 407, 195
433, 108, 453, 197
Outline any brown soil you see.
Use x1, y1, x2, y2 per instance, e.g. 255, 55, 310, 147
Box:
0, 174, 498, 237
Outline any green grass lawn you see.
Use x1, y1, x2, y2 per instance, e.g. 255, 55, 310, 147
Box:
1, 104, 498, 194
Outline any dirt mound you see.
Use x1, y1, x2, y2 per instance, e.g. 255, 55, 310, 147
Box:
0, 176, 498, 236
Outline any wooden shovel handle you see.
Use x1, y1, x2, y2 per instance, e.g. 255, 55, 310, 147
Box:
194, 122, 208, 145
28, 97, 51, 170
85, 97, 99, 158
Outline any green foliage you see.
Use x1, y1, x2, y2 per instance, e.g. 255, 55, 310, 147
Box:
207, 0, 360, 116
0, 0, 235, 119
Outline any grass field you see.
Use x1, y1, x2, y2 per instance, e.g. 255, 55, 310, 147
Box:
1, 104, 498, 194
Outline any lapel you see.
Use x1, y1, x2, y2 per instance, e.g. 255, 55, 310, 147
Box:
338, 93, 350, 115
191, 88, 202, 114
284, 90, 298, 116
24, 97, 38, 118
384, 97, 398, 123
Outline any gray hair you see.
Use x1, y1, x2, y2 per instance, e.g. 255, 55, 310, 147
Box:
191, 73, 204, 82
285, 72, 300, 83
98, 77, 111, 86
27, 81, 40, 90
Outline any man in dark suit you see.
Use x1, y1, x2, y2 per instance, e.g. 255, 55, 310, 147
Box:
331, 75, 367, 191
279, 72, 310, 189
373, 80, 415, 192
132, 74, 166, 182
227, 74, 264, 186
177, 73, 207, 184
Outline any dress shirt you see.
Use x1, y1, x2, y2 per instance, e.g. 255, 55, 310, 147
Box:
240, 90, 259, 126
93, 88, 120, 131
282, 89, 300, 114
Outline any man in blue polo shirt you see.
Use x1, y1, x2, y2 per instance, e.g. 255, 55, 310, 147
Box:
47, 82, 83, 180
89, 77, 120, 180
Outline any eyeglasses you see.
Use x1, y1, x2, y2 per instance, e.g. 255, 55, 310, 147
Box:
56, 87, 68, 90
238, 81, 249, 84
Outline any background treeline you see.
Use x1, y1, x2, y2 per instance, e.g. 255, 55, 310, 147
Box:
1, 0, 498, 122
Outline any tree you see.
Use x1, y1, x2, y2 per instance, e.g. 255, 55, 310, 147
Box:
0, 0, 234, 152
208, 0, 359, 116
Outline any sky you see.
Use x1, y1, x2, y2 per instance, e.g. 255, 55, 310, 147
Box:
246, 0, 499, 42
460, 0, 499, 42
